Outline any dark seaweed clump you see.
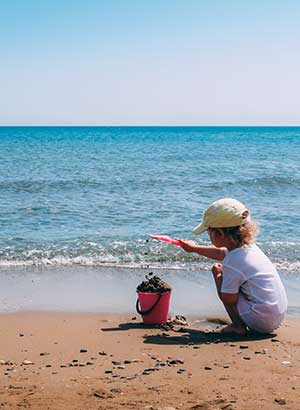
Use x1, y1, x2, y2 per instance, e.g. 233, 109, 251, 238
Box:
137, 273, 172, 293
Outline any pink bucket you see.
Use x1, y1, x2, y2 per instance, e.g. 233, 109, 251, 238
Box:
136, 290, 172, 324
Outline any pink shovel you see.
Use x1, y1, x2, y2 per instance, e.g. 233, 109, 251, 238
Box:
148, 234, 185, 247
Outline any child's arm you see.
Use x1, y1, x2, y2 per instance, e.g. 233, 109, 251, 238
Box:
180, 240, 226, 261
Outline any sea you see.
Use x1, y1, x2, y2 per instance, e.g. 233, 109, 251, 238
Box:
0, 126, 299, 317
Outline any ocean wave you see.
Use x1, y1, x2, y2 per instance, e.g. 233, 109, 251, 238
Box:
0, 179, 105, 194
205, 176, 300, 190
0, 240, 299, 273
0, 174, 299, 196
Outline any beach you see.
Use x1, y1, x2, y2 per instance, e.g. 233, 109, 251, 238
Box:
1, 312, 300, 410
0, 127, 299, 409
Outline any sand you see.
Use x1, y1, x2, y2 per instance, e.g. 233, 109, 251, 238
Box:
0, 312, 299, 410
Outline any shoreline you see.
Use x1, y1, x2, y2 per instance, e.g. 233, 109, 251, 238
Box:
1, 311, 300, 409
1, 265, 299, 318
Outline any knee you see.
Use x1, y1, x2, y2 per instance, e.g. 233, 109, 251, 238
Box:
212, 262, 222, 277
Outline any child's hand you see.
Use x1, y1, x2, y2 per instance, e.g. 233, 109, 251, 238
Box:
212, 262, 223, 279
179, 239, 197, 253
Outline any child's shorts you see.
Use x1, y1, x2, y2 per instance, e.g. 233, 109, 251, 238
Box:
237, 293, 286, 333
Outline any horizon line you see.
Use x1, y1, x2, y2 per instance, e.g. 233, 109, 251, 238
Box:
1, 125, 300, 128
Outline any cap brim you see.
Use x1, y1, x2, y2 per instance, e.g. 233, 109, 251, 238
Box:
192, 222, 207, 235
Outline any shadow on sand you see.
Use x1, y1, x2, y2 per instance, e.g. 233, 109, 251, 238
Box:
101, 322, 276, 345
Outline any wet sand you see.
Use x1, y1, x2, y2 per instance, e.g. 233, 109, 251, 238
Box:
0, 312, 299, 410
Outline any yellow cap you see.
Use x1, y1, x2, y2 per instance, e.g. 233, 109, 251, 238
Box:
192, 198, 250, 235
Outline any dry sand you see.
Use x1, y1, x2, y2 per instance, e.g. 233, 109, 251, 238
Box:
0, 312, 299, 410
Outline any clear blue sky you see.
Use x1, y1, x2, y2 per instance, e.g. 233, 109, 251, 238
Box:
1, 0, 300, 125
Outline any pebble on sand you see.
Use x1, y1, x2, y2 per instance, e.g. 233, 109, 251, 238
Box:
112, 360, 122, 365
93, 388, 113, 399
275, 397, 286, 405
22, 360, 34, 365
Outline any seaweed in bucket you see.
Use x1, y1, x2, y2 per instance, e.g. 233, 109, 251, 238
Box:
136, 273, 172, 293
136, 273, 187, 327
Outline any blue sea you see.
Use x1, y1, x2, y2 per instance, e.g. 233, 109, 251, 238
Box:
0, 126, 299, 315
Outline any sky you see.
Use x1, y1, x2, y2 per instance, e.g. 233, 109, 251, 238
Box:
1, 0, 300, 126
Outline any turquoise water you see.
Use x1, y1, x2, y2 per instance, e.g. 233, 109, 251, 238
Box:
0, 126, 299, 313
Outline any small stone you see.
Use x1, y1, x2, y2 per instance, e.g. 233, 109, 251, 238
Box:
110, 387, 122, 393
117, 365, 125, 369
281, 361, 291, 365
99, 351, 107, 356
275, 397, 286, 405
86, 362, 94, 366
72, 359, 78, 363
239, 345, 249, 349
0, 360, 6, 365
80, 349, 88, 353
169, 359, 184, 365
223, 365, 230, 368
243, 356, 251, 360
204, 366, 212, 370
105, 370, 113, 374
190, 404, 210, 410
22, 360, 33, 365
94, 388, 113, 399
221, 405, 234, 410
271, 338, 280, 343
45, 364, 52, 368
79, 363, 85, 367
124, 359, 132, 364
19, 333, 24, 337
112, 360, 122, 365
60, 364, 67, 368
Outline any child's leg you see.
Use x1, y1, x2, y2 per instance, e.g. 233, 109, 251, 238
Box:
211, 263, 247, 335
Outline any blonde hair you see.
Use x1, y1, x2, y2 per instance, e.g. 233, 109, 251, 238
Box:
210, 221, 259, 247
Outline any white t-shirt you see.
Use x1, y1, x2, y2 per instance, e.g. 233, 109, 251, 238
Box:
221, 243, 288, 332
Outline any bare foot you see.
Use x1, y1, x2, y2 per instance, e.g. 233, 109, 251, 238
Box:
221, 324, 247, 335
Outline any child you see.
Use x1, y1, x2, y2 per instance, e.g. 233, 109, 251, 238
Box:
180, 198, 288, 335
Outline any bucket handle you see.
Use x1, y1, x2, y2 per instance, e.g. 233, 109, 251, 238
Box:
136, 293, 162, 316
